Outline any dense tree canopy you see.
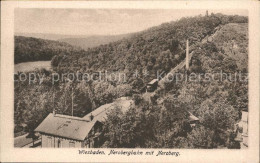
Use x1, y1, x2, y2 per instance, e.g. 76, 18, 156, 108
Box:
52, 14, 247, 85
15, 36, 82, 64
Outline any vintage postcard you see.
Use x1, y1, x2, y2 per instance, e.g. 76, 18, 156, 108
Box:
1, 1, 259, 162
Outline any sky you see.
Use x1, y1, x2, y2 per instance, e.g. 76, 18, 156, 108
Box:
15, 9, 248, 36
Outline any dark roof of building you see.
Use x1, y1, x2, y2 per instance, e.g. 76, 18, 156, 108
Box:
34, 113, 96, 141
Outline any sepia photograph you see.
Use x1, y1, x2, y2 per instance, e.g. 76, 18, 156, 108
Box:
14, 8, 249, 149
1, 1, 259, 162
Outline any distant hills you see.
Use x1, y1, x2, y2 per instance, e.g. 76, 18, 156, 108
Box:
15, 33, 80, 41
14, 36, 81, 64
14, 33, 132, 64
15, 33, 132, 50
58, 34, 132, 50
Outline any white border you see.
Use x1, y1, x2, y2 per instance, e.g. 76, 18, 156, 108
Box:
1, 1, 259, 162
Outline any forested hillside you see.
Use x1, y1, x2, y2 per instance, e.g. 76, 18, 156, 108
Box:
102, 21, 248, 148
211, 23, 248, 71
53, 14, 247, 87
14, 13, 248, 149
14, 36, 82, 64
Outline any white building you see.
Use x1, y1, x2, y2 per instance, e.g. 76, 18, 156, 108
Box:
35, 113, 103, 148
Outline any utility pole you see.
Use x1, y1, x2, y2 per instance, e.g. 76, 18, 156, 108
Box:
71, 86, 74, 117
52, 85, 55, 115
186, 39, 189, 70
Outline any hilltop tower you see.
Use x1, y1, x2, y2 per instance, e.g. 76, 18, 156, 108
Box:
206, 10, 209, 17
186, 39, 189, 70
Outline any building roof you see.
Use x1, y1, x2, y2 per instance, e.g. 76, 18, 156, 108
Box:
84, 103, 114, 122
148, 79, 158, 85
35, 113, 96, 141
35, 98, 133, 141
188, 111, 199, 122
84, 98, 133, 122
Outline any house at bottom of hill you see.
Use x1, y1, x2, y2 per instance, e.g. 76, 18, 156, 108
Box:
188, 111, 199, 127
146, 79, 159, 92
34, 98, 134, 148
34, 112, 103, 148
234, 108, 248, 148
